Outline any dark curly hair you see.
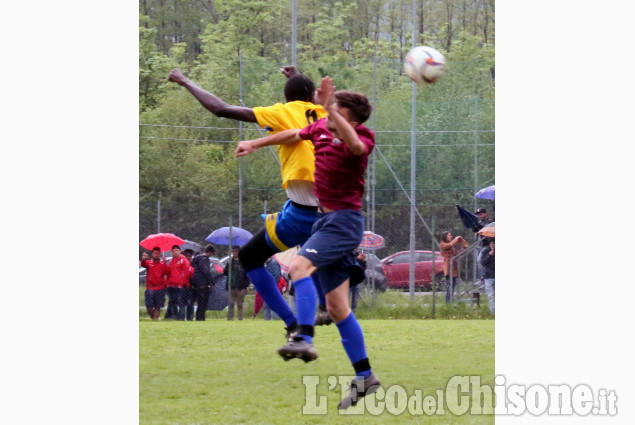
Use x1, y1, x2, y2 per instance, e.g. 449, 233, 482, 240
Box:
284, 75, 315, 102
334, 90, 372, 124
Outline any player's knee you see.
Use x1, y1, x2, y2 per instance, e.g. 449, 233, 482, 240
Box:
326, 301, 350, 323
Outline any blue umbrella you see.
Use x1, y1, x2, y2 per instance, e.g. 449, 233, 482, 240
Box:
205, 226, 254, 246
475, 184, 495, 200
456, 204, 482, 231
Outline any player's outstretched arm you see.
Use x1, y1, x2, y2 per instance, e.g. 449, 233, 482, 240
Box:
167, 69, 257, 123
317, 77, 366, 156
235, 129, 302, 157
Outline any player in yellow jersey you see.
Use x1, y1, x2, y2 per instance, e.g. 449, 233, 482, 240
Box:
167, 67, 328, 337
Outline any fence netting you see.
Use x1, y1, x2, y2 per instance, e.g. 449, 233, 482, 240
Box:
139, 56, 494, 310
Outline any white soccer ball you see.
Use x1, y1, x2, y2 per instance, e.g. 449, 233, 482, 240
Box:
404, 46, 446, 84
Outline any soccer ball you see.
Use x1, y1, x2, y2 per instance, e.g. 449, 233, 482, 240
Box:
404, 46, 446, 84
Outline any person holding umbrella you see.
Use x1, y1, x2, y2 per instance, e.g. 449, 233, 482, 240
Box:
475, 208, 492, 245
475, 207, 491, 227
140, 247, 169, 320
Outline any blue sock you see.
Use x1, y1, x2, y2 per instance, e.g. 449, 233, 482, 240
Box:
313, 274, 327, 309
293, 276, 317, 344
336, 312, 371, 378
246, 266, 296, 327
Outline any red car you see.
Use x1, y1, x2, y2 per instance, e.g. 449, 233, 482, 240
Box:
381, 250, 445, 289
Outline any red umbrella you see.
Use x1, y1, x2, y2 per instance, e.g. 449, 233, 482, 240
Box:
359, 231, 385, 250
140, 233, 186, 252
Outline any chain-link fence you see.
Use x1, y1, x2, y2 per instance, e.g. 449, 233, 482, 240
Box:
139, 56, 494, 310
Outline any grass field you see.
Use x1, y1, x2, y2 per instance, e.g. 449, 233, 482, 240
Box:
140, 319, 494, 424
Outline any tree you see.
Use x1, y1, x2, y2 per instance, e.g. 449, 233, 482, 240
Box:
138, 0, 495, 249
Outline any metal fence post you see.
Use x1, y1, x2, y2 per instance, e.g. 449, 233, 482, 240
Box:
408, 0, 418, 302
431, 216, 436, 318
238, 53, 244, 228
157, 192, 161, 233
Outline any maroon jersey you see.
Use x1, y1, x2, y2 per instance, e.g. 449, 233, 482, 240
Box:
298, 118, 374, 211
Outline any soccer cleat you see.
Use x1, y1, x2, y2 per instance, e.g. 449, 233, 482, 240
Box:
338, 372, 381, 410
278, 337, 318, 363
314, 309, 333, 326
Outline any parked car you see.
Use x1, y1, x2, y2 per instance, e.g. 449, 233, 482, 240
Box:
139, 266, 147, 285
381, 250, 445, 290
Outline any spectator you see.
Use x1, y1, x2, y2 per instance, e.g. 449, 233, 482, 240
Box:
190, 245, 221, 321
140, 247, 169, 320
165, 245, 192, 320
263, 256, 282, 320
473, 207, 492, 302
350, 250, 366, 312
439, 231, 468, 303
475, 207, 493, 247
475, 207, 492, 227
182, 249, 196, 321
224, 246, 250, 321
478, 239, 495, 314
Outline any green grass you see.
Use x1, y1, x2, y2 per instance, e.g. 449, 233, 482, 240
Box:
140, 320, 494, 424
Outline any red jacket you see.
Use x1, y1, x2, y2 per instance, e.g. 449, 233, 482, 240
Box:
141, 258, 169, 290
167, 256, 192, 287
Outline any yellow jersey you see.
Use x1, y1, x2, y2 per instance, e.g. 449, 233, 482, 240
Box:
253, 101, 327, 188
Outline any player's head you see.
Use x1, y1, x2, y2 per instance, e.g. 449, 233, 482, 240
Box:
333, 91, 372, 125
284, 75, 315, 103
171, 245, 181, 257
152, 247, 161, 259
204, 244, 216, 255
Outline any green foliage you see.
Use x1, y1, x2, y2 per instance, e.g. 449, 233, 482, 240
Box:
138, 0, 495, 250
139, 19, 180, 112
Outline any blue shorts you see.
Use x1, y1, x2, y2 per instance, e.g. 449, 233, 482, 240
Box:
145, 289, 166, 308
262, 200, 319, 252
298, 210, 366, 294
